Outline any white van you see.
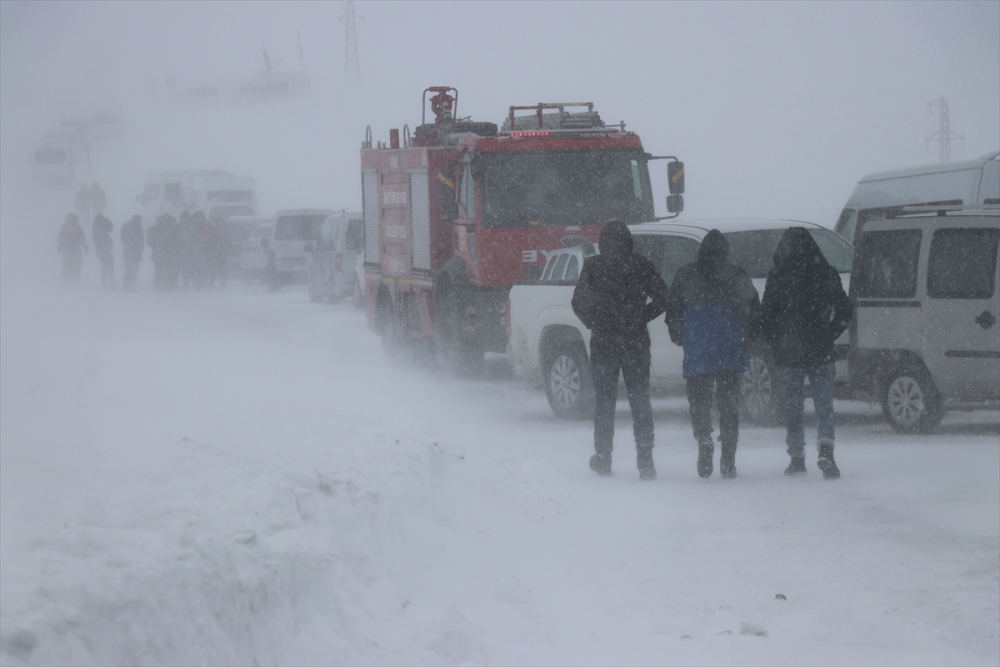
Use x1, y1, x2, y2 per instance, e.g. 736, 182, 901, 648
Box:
267, 209, 334, 289
849, 205, 999, 433
835, 152, 1000, 246
137, 171, 257, 222
30, 133, 77, 189
307, 211, 364, 303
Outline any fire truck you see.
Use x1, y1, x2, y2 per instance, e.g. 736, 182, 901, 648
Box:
361, 86, 685, 373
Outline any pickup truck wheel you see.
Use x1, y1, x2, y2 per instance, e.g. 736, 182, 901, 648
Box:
740, 348, 784, 426
545, 344, 594, 420
881, 367, 944, 434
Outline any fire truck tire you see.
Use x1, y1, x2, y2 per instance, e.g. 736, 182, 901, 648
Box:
544, 343, 594, 420
434, 290, 483, 377
379, 300, 406, 362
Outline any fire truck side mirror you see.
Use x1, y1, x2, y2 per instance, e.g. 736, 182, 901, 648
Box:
668, 161, 685, 195
666, 194, 684, 214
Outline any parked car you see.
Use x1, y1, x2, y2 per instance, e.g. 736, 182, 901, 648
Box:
267, 209, 334, 290
507, 218, 855, 423
307, 211, 364, 302
240, 222, 274, 282
849, 204, 999, 433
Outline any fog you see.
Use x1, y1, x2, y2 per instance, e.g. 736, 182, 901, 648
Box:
2, 1, 998, 226
1, 2, 999, 665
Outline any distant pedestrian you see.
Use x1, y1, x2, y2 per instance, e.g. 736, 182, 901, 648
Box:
57, 213, 88, 283
209, 213, 230, 287
176, 212, 198, 289
91, 182, 108, 216
74, 183, 91, 224
92, 214, 116, 290
665, 230, 759, 479
120, 214, 144, 291
147, 214, 179, 291
191, 211, 213, 289
756, 227, 851, 479
571, 220, 669, 479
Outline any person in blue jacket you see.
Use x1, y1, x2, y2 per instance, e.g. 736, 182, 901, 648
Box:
665, 230, 759, 478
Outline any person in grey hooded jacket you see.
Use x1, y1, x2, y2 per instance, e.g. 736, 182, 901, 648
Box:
572, 220, 669, 479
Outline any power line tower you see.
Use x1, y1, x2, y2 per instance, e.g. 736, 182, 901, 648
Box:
341, 1, 361, 84
926, 97, 963, 163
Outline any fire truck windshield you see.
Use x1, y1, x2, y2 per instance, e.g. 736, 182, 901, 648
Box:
480, 148, 653, 227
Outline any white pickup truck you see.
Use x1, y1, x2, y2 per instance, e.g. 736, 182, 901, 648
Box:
507, 219, 855, 423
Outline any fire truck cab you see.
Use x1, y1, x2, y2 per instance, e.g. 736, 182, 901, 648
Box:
361, 87, 684, 374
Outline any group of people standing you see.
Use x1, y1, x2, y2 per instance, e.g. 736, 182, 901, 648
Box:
572, 221, 851, 481
56, 209, 231, 291
145, 211, 231, 291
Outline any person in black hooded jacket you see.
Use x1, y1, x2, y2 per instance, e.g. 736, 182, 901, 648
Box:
572, 220, 669, 479
666, 229, 759, 479
757, 227, 851, 479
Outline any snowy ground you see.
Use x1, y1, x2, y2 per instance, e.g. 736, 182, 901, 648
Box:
1, 254, 998, 665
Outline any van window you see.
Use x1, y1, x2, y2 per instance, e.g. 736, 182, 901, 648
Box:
853, 229, 922, 299
835, 208, 857, 243
274, 215, 327, 241
346, 219, 364, 252
564, 254, 581, 281
927, 228, 999, 299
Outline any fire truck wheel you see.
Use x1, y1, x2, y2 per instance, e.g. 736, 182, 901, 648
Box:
434, 289, 483, 377
544, 343, 594, 420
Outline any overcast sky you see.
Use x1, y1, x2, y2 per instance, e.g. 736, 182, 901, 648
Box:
1, 0, 998, 225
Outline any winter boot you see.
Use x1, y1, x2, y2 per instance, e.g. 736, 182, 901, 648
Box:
637, 446, 656, 481
784, 456, 806, 476
817, 443, 840, 480
697, 440, 714, 478
589, 452, 612, 476
720, 444, 737, 479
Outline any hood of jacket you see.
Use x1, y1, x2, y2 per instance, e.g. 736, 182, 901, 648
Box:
773, 227, 829, 270
598, 219, 633, 257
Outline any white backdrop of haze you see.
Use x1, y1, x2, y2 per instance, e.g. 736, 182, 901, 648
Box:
2, 2, 1000, 665
1, 0, 998, 227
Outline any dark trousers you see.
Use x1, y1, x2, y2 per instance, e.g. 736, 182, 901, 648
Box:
686, 370, 741, 447
591, 348, 654, 455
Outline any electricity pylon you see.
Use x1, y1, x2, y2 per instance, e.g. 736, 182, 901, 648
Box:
926, 98, 964, 163
341, 1, 361, 84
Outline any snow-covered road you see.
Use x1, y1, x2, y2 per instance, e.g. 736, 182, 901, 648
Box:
1, 275, 998, 666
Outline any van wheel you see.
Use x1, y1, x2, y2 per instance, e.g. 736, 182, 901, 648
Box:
544, 343, 594, 420
881, 367, 944, 434
308, 271, 326, 302
267, 268, 282, 291
741, 348, 784, 426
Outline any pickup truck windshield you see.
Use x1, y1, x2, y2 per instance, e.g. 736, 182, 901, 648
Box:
724, 228, 854, 278
480, 148, 653, 228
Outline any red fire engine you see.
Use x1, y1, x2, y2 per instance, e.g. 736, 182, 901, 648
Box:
361, 86, 685, 373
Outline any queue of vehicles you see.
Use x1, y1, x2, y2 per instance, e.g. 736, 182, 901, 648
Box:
355, 87, 998, 434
